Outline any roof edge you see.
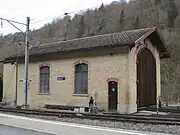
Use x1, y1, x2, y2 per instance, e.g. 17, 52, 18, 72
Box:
135, 27, 156, 44
155, 29, 171, 59
135, 27, 171, 59
2, 44, 131, 63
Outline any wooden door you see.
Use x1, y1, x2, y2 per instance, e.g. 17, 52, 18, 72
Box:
137, 48, 156, 108
108, 81, 118, 110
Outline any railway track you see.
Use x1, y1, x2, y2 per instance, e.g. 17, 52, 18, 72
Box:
0, 107, 180, 125
147, 106, 180, 114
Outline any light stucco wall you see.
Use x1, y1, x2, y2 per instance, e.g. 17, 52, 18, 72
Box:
2, 41, 161, 114
3, 63, 16, 104
3, 48, 129, 112
127, 39, 161, 114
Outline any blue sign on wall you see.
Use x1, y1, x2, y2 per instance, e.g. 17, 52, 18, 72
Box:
57, 76, 65, 81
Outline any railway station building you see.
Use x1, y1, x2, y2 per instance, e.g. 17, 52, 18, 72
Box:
1, 27, 170, 114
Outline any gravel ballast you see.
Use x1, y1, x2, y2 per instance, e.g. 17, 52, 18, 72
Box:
1, 112, 180, 135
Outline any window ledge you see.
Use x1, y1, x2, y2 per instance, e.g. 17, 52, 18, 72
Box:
73, 94, 89, 97
38, 92, 51, 95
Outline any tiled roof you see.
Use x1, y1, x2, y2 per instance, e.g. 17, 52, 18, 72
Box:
4, 27, 170, 60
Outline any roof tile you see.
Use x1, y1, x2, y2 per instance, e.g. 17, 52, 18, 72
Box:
6, 27, 156, 59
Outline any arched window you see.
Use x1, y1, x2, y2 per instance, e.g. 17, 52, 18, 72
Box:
40, 66, 50, 93
74, 63, 88, 94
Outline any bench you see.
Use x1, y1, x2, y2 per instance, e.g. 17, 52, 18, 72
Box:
44, 104, 90, 112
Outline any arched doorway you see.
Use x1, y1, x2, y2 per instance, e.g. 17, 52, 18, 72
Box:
108, 81, 118, 111
137, 48, 157, 108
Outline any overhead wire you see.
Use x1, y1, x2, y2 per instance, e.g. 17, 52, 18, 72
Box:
31, 1, 167, 25
31, 2, 113, 25
32, 15, 137, 44
2, 1, 170, 104
0, 0, 166, 36
2, 1, 171, 104
31, 2, 169, 43
0, 2, 169, 41
0, 0, 38, 17
0, 1, 166, 38
0, 0, 38, 35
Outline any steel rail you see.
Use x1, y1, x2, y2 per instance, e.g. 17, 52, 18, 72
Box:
0, 107, 180, 125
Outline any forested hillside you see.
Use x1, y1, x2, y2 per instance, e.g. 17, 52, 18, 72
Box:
0, 0, 180, 102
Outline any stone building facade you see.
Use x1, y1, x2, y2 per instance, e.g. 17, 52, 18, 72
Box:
2, 27, 170, 114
